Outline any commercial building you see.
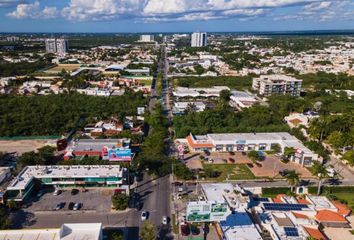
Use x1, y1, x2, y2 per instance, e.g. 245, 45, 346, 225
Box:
173, 86, 230, 98
183, 132, 318, 166
6, 165, 126, 202
64, 139, 132, 162
45, 38, 68, 55
252, 75, 302, 96
0, 223, 103, 240
229, 90, 258, 109
191, 32, 207, 47
173, 102, 206, 115
139, 35, 154, 42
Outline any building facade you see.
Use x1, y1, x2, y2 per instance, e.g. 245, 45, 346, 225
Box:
183, 132, 318, 166
252, 75, 302, 96
139, 35, 154, 42
6, 165, 126, 202
191, 32, 207, 47
45, 38, 68, 55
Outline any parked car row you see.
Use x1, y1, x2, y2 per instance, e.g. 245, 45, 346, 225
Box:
181, 224, 200, 236
53, 202, 82, 211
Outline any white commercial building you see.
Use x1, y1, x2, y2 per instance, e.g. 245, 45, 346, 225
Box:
139, 35, 154, 42
229, 90, 258, 109
252, 75, 302, 96
173, 86, 230, 98
0, 223, 103, 240
191, 32, 207, 47
45, 38, 68, 55
173, 102, 206, 114
6, 165, 126, 202
184, 132, 318, 166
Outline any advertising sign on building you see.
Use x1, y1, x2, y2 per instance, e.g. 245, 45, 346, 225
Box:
103, 148, 131, 161
186, 202, 229, 222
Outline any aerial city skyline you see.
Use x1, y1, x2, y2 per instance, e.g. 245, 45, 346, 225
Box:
0, 0, 353, 32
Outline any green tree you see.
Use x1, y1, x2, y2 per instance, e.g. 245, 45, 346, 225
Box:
247, 150, 261, 163
310, 161, 328, 195
140, 220, 156, 240
111, 193, 129, 210
326, 131, 343, 149
0, 206, 11, 230
219, 89, 231, 102
284, 170, 300, 192
343, 150, 354, 166
109, 232, 124, 240
283, 147, 295, 159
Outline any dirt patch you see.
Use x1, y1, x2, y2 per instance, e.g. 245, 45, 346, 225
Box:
0, 140, 56, 154
250, 155, 313, 178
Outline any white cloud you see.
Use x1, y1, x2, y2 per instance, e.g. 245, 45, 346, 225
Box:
7, 1, 58, 19
0, 0, 24, 8
5, 0, 354, 23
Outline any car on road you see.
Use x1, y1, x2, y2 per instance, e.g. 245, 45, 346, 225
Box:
162, 216, 169, 225
73, 203, 82, 211
207, 159, 214, 163
71, 189, 79, 195
141, 211, 148, 221
54, 202, 65, 211
53, 189, 62, 196
247, 163, 254, 168
229, 158, 235, 163
279, 169, 290, 177
181, 224, 190, 236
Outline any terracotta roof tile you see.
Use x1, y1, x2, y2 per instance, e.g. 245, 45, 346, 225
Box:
297, 198, 310, 204
315, 210, 347, 222
292, 212, 309, 219
304, 227, 327, 240
331, 200, 351, 216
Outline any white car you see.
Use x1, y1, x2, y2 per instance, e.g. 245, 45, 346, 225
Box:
141, 211, 148, 221
162, 216, 168, 225
208, 159, 214, 163
73, 203, 81, 211
53, 189, 62, 196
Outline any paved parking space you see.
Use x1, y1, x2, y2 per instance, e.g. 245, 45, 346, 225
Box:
27, 188, 113, 213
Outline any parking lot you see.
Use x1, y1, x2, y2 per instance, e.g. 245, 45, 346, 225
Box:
26, 188, 113, 213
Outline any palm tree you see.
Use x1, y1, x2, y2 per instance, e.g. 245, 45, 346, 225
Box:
310, 161, 328, 195
284, 170, 300, 192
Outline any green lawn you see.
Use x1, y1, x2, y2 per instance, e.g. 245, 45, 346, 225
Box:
330, 192, 354, 211
202, 164, 255, 181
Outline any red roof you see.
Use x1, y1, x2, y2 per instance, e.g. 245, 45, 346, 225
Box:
273, 194, 286, 203
315, 210, 347, 222
292, 212, 309, 219
331, 201, 351, 216
304, 227, 327, 240
186, 135, 214, 148
297, 198, 310, 204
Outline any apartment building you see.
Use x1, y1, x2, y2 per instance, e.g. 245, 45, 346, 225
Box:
252, 75, 302, 96
45, 38, 68, 55
191, 32, 207, 47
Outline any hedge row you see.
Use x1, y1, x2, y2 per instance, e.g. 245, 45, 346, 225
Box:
262, 187, 290, 196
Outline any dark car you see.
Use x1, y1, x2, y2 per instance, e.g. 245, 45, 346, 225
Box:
54, 202, 65, 211
68, 202, 75, 210
241, 151, 247, 156
191, 225, 200, 235
279, 169, 290, 177
247, 163, 254, 168
173, 181, 183, 186
181, 224, 190, 236
229, 158, 235, 163
71, 189, 79, 195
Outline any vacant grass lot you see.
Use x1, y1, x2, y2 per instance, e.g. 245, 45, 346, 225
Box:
202, 164, 255, 181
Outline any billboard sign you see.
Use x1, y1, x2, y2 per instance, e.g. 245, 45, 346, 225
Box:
104, 148, 132, 161
186, 202, 229, 222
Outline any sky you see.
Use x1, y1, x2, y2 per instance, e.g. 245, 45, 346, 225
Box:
0, 0, 353, 33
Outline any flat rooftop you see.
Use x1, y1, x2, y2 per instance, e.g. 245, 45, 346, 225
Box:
221, 211, 262, 240
0, 223, 102, 240
67, 138, 130, 152
8, 165, 124, 190
201, 183, 234, 203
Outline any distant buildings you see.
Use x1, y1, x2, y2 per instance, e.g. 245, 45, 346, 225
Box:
173, 102, 206, 115
139, 35, 154, 42
229, 90, 258, 109
45, 38, 68, 55
252, 75, 302, 96
173, 86, 230, 98
191, 32, 207, 47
